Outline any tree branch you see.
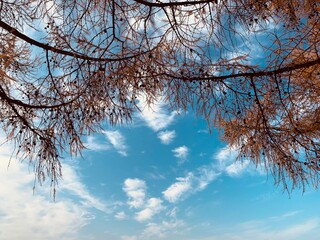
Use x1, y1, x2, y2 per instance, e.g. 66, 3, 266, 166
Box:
134, 0, 211, 7
166, 57, 320, 81
0, 85, 77, 109
0, 20, 145, 62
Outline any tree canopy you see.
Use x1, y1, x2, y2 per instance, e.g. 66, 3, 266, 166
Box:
0, 0, 319, 194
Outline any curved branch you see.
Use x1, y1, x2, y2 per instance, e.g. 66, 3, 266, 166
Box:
0, 85, 77, 109
0, 20, 146, 62
134, 0, 211, 7
166, 57, 320, 82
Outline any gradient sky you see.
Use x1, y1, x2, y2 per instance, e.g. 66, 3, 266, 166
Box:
1, 97, 320, 240
1, 4, 320, 239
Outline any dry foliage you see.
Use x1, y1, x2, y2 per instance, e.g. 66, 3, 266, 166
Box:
0, 0, 319, 195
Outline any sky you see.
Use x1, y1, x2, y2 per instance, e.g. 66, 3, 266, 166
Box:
1, 2, 320, 240
1, 98, 320, 240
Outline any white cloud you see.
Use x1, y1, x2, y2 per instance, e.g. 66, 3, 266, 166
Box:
223, 218, 320, 240
142, 223, 165, 239
172, 145, 189, 163
84, 135, 110, 151
141, 219, 186, 239
137, 95, 178, 131
225, 160, 251, 177
197, 166, 220, 190
162, 174, 192, 203
157, 130, 176, 145
214, 145, 265, 177
103, 130, 128, 156
269, 211, 301, 221
59, 164, 110, 213
121, 236, 138, 240
215, 145, 239, 163
0, 141, 95, 240
197, 129, 209, 134
115, 211, 127, 220
123, 178, 147, 209
273, 218, 319, 239
162, 166, 219, 203
123, 179, 165, 222
166, 207, 178, 218
135, 198, 164, 222
168, 217, 320, 240
147, 172, 166, 180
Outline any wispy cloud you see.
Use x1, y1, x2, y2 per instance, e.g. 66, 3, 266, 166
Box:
272, 219, 319, 239
222, 217, 320, 240
147, 172, 166, 180
123, 178, 166, 222
121, 236, 139, 240
214, 145, 264, 177
225, 160, 251, 177
137, 95, 178, 132
123, 178, 147, 209
141, 219, 186, 239
172, 145, 189, 164
135, 198, 165, 222
162, 175, 192, 203
84, 135, 110, 151
197, 129, 209, 134
162, 166, 219, 203
268, 211, 302, 221
103, 130, 128, 156
0, 139, 97, 240
115, 211, 127, 220
215, 145, 238, 163
158, 130, 176, 145
159, 215, 320, 240
59, 164, 110, 213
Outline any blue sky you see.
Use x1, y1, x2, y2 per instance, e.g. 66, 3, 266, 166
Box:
1, 97, 320, 240
1, 4, 320, 238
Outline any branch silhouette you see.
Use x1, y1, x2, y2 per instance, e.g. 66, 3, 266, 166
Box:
0, 0, 319, 195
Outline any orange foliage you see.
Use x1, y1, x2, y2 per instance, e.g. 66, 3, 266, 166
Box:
0, 0, 319, 194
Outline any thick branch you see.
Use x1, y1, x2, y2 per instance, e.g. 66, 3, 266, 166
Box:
0, 85, 75, 109
166, 58, 320, 82
0, 20, 144, 62
134, 0, 210, 7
